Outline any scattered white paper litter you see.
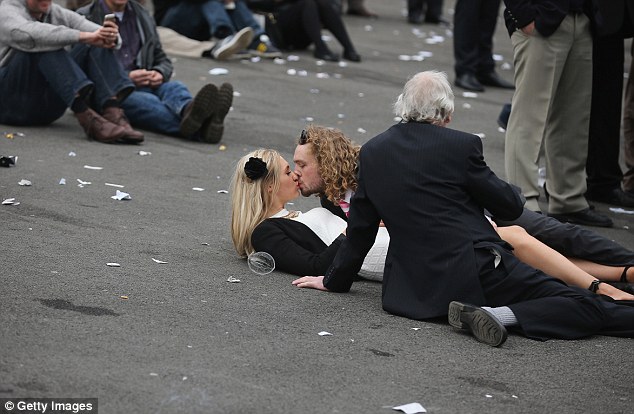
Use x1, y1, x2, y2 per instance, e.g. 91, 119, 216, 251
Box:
138, 150, 151, 156
18, 179, 32, 186
610, 207, 634, 215
77, 179, 91, 187
149, 373, 158, 377
111, 190, 131, 200
485, 395, 493, 398
411, 327, 421, 331
287, 55, 300, 61
217, 190, 228, 194
318, 331, 332, 336
357, 128, 367, 134
462, 103, 471, 109
192, 187, 205, 191
68, 151, 76, 157
59, 178, 66, 185
209, 68, 229, 75
462, 92, 478, 98
287, 68, 297, 76
84, 165, 103, 170
152, 258, 168, 264
227, 276, 241, 283
474, 133, 486, 139
105, 183, 124, 188
2, 198, 18, 205
393, 403, 426, 414
106, 263, 121, 267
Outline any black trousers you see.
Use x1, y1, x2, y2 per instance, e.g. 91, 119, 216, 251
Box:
453, 0, 501, 77
476, 248, 634, 341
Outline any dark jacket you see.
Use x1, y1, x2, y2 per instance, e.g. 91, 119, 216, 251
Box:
591, 0, 634, 37
323, 122, 524, 320
251, 218, 346, 276
502, 0, 593, 37
77, 0, 173, 80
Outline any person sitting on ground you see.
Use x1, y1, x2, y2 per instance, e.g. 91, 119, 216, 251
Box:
78, 0, 235, 143
290, 71, 634, 347
247, 0, 361, 62
154, 0, 280, 59
293, 126, 634, 297
0, 0, 144, 144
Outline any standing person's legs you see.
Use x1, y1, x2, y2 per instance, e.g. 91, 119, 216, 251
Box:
622, 41, 634, 194
586, 33, 629, 203
314, 0, 359, 59
159, 2, 210, 41
475, 0, 501, 78
201, 0, 236, 38
505, 29, 560, 212
543, 15, 592, 215
453, 0, 480, 80
119, 82, 189, 137
0, 50, 89, 125
407, 0, 424, 24
424, 0, 444, 23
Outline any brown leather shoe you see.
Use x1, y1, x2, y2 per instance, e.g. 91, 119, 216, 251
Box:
75, 108, 128, 144
102, 106, 144, 143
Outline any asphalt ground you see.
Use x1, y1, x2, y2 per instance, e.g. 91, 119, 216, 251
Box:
1, 1, 633, 413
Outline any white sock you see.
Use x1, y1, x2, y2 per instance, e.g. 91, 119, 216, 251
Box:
482, 306, 518, 326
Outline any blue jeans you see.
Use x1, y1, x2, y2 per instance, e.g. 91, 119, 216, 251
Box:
121, 81, 192, 137
161, 0, 264, 42
0, 45, 133, 126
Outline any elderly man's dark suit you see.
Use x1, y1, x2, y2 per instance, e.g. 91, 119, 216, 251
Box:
323, 122, 634, 340
586, 0, 634, 200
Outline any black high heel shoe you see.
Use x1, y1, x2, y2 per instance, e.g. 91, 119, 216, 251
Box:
314, 50, 339, 62
343, 49, 361, 62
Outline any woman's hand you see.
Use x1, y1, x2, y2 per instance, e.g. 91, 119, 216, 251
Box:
292, 276, 329, 291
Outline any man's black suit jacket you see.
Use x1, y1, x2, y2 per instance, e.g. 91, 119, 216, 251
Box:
323, 122, 524, 320
502, 0, 593, 37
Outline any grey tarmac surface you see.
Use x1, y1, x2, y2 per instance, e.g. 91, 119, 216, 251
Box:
1, 1, 633, 413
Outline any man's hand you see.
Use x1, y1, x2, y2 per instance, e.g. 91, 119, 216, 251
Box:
521, 21, 535, 36
129, 69, 164, 88
79, 20, 119, 48
292, 276, 329, 291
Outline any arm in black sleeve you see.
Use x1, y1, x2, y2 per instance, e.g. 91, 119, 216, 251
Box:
251, 220, 345, 276
465, 136, 524, 221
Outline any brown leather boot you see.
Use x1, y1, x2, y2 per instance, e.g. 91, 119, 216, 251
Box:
102, 106, 145, 143
75, 108, 128, 144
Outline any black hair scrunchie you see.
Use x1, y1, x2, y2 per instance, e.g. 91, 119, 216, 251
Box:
244, 157, 268, 180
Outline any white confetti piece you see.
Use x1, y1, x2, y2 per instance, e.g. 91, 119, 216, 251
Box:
493, 54, 503, 61
138, 150, 151, 156
111, 190, 131, 200
84, 165, 103, 170
209, 68, 229, 75
287, 55, 300, 61
364, 25, 373, 32
77, 179, 91, 186
485, 395, 493, 398
286, 68, 297, 76
338, 61, 348, 68
418, 51, 433, 58
273, 57, 286, 65
393, 403, 426, 414
305, 116, 314, 122
18, 179, 31, 186
474, 133, 486, 139
2, 198, 18, 205
217, 190, 228, 194
411, 327, 421, 331
610, 207, 634, 215
358, 92, 365, 98
501, 62, 512, 70
59, 178, 66, 185
68, 151, 76, 157
318, 331, 332, 336
357, 128, 367, 134
152, 258, 168, 264
105, 183, 124, 188
462, 103, 471, 109
192, 187, 205, 191
298, 70, 308, 77
149, 373, 158, 377
106, 263, 121, 267
227, 276, 241, 283
315, 59, 325, 66
310, 88, 320, 94
316, 72, 330, 79
398, 55, 412, 61
462, 92, 478, 98
337, 113, 346, 119
250, 56, 261, 63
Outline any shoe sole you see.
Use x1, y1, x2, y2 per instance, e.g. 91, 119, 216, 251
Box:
448, 301, 508, 347
180, 84, 218, 138
213, 27, 254, 60
200, 83, 233, 144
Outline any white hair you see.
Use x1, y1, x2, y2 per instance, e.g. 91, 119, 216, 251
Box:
393, 70, 455, 125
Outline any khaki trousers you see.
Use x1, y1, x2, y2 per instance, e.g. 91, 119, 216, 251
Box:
505, 14, 592, 214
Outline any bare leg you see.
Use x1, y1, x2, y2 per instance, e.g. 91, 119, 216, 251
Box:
496, 225, 634, 300
567, 258, 632, 282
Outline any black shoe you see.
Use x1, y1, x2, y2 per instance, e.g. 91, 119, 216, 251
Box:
424, 16, 450, 25
314, 49, 339, 62
477, 72, 515, 89
497, 103, 512, 129
448, 302, 507, 347
549, 208, 613, 228
586, 187, 634, 208
200, 82, 233, 144
343, 49, 361, 62
455, 73, 484, 92
408, 12, 423, 24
